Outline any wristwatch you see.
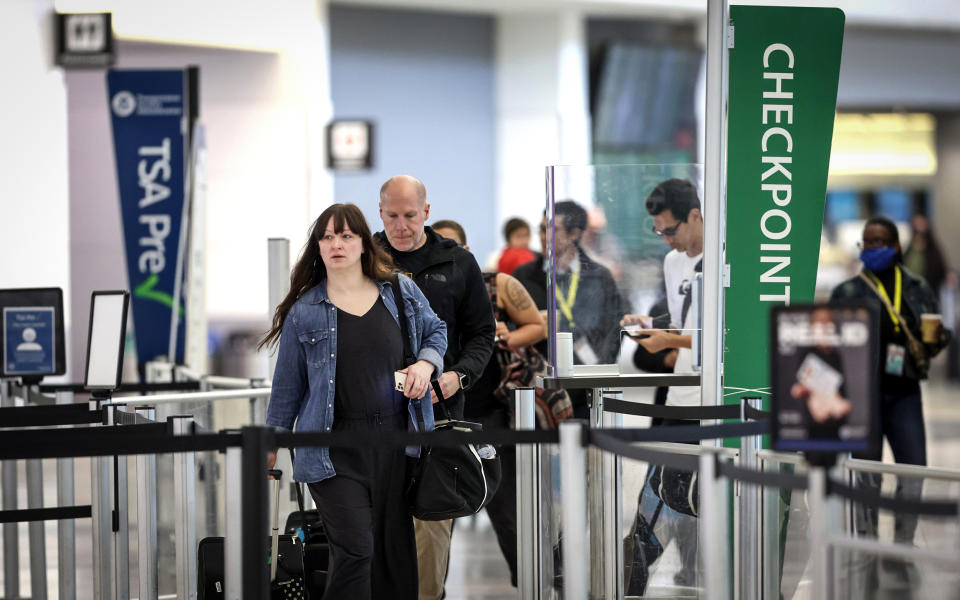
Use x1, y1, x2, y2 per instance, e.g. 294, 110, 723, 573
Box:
455, 370, 469, 391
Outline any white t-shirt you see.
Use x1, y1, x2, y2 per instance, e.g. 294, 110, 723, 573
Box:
662, 249, 702, 407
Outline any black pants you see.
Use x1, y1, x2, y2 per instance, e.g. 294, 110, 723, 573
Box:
472, 407, 518, 586
308, 412, 417, 600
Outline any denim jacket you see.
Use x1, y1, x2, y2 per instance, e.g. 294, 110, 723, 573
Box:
266, 274, 447, 482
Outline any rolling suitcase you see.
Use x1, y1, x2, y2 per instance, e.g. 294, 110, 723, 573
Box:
285, 450, 329, 596
196, 469, 309, 599
269, 469, 309, 599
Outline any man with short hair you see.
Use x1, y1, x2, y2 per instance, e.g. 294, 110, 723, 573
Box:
622, 178, 704, 587
512, 200, 627, 417
374, 174, 495, 600
626, 178, 704, 408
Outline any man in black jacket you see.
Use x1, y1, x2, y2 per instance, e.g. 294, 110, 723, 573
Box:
375, 174, 495, 600
513, 200, 628, 417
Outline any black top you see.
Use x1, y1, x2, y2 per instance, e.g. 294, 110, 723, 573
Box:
464, 273, 509, 418
333, 297, 406, 418
374, 226, 496, 419
390, 238, 435, 281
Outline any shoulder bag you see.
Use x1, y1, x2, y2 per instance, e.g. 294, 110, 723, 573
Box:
390, 278, 503, 520
485, 273, 573, 429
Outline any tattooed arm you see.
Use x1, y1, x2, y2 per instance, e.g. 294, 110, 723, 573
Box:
496, 273, 547, 351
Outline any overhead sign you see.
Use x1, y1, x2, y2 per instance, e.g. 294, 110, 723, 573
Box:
723, 6, 845, 420
327, 120, 374, 170
56, 12, 114, 68
107, 69, 190, 365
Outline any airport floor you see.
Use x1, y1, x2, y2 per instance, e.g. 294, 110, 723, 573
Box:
3, 378, 960, 599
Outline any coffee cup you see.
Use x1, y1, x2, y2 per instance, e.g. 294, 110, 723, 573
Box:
921, 313, 942, 344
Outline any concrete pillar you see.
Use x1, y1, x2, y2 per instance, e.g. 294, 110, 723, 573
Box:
495, 10, 591, 243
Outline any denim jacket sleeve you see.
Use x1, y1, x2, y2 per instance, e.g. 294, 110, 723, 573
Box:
401, 275, 447, 377
265, 305, 307, 431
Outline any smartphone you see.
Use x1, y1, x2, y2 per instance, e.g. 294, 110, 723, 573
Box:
394, 371, 407, 392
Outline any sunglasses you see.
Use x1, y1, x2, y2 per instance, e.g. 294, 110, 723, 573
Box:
651, 220, 684, 237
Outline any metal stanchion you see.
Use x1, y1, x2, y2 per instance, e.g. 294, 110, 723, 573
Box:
172, 416, 197, 600
699, 450, 730, 600
136, 407, 159, 600
112, 408, 130, 600
90, 398, 113, 600
808, 466, 829, 599
515, 388, 539, 599
599, 390, 623, 599
760, 456, 783, 599
225, 445, 243, 600
739, 398, 762, 600
56, 390, 76, 600
241, 427, 270, 599
559, 421, 588, 600
587, 390, 604, 598
267, 238, 290, 383
2, 381, 20, 599
26, 455, 48, 600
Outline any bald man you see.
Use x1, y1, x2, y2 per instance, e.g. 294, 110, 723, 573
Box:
374, 175, 495, 600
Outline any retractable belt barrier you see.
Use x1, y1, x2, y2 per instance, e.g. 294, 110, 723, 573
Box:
37, 381, 202, 394
0, 403, 104, 428
1, 419, 955, 519
602, 394, 771, 421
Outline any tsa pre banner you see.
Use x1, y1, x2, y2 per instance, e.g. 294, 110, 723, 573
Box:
723, 7, 845, 414
107, 69, 188, 365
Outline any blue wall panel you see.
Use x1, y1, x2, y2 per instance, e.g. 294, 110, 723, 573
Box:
329, 6, 496, 261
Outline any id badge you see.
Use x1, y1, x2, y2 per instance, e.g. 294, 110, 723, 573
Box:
885, 343, 906, 376
574, 337, 599, 365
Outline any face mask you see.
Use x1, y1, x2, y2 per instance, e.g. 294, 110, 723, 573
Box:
860, 246, 896, 272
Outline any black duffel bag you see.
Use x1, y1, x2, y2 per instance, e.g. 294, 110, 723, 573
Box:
406, 395, 502, 521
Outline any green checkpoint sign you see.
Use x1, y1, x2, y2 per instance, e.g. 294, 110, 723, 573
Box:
723, 6, 845, 413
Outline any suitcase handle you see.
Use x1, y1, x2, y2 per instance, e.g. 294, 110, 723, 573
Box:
269, 470, 282, 582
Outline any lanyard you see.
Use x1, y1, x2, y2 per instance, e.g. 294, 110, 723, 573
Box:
868, 266, 902, 333
556, 271, 580, 329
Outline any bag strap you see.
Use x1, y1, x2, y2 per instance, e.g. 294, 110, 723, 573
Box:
858, 271, 923, 350
288, 448, 307, 516
392, 277, 444, 430
391, 277, 417, 366
680, 258, 703, 326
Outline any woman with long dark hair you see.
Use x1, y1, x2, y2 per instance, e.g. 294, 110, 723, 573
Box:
262, 203, 447, 599
831, 216, 950, 550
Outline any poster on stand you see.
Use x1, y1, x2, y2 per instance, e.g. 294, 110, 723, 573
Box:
723, 6, 846, 424
770, 302, 878, 453
107, 69, 190, 366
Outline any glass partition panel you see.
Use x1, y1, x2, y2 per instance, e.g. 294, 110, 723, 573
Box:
759, 452, 812, 600
839, 469, 960, 550
833, 547, 960, 599
544, 164, 706, 383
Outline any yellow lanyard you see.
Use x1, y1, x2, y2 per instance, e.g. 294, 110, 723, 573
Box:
868, 266, 902, 333
556, 271, 580, 329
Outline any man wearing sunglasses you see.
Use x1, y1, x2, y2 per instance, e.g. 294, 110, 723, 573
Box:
624, 177, 704, 409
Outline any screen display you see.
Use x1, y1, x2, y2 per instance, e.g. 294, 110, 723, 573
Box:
770, 302, 879, 453
84, 291, 129, 390
0, 288, 66, 378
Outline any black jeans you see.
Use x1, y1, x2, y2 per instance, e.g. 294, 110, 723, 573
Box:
854, 388, 926, 543
471, 406, 518, 586
308, 412, 417, 600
